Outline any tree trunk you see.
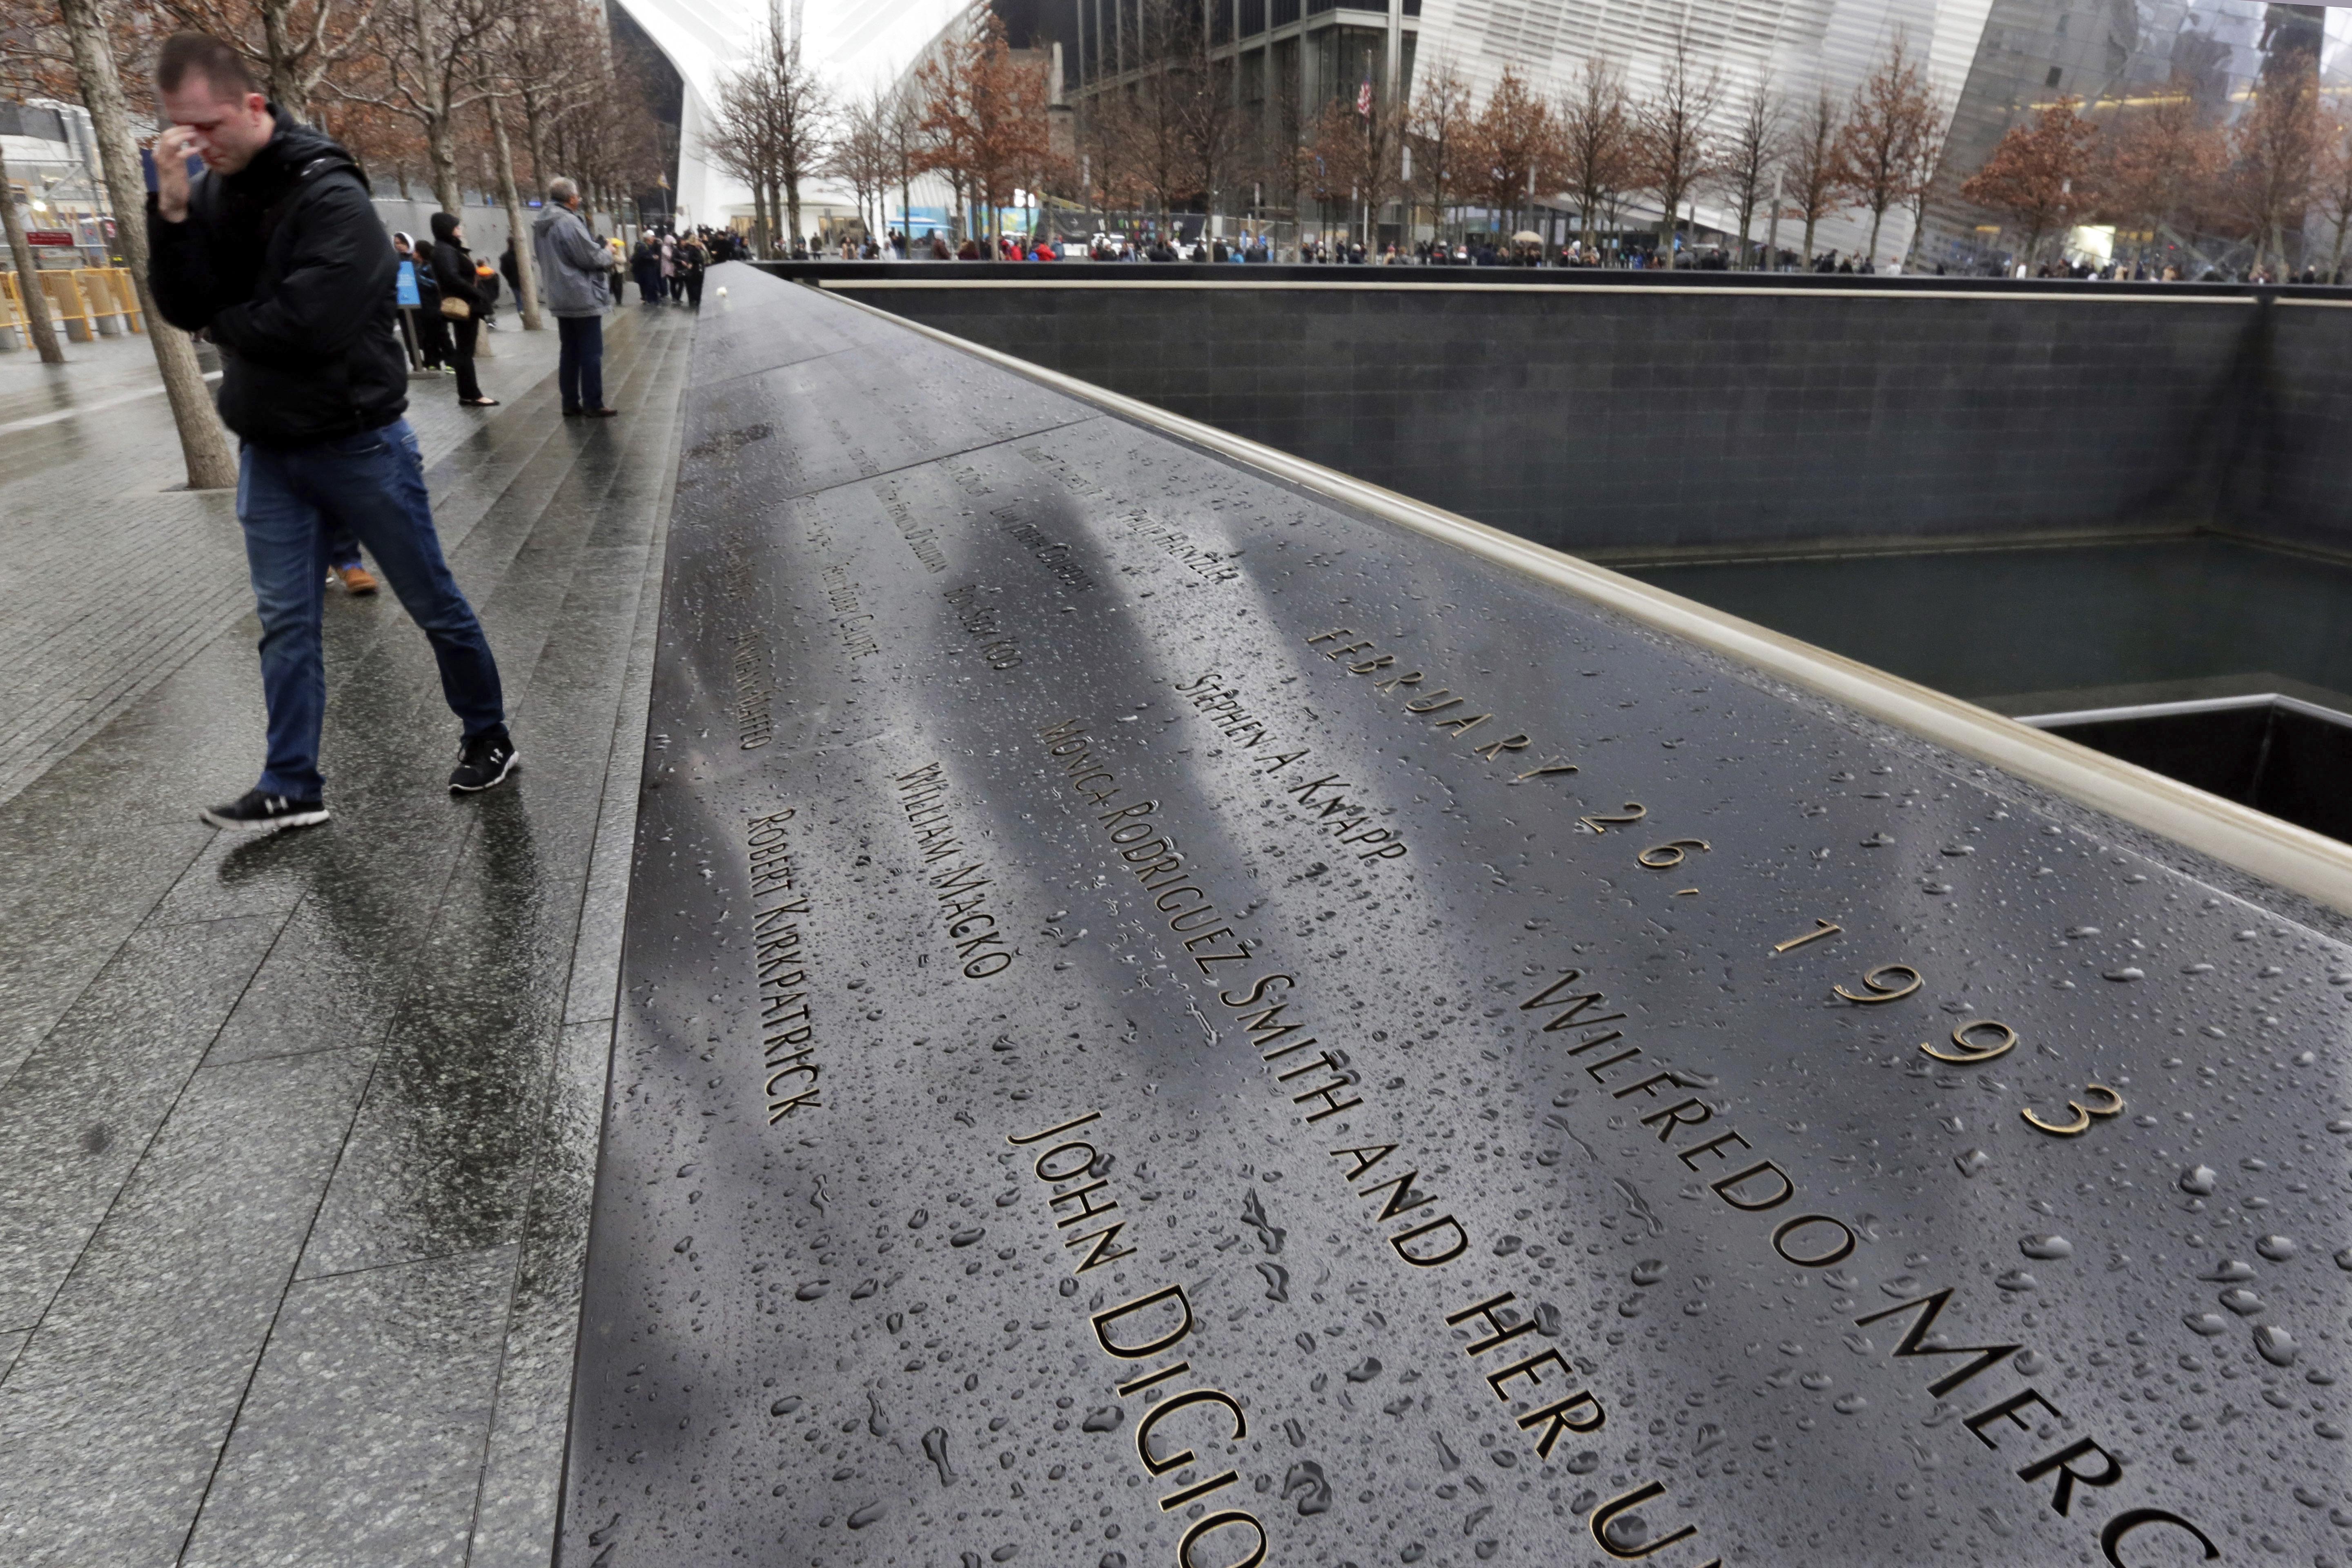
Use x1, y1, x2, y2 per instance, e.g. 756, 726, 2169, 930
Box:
1866, 203, 1885, 265
785, 171, 803, 249
57, 0, 237, 488
0, 139, 66, 363
428, 110, 462, 214
486, 98, 542, 329
522, 94, 550, 201
259, 0, 308, 121
1801, 213, 1818, 267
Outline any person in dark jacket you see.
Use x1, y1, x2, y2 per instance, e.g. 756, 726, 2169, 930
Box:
632, 234, 661, 303
149, 32, 514, 829
393, 231, 445, 370
427, 211, 495, 406
675, 232, 706, 307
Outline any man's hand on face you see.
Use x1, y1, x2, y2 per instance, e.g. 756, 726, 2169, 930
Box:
155, 125, 198, 223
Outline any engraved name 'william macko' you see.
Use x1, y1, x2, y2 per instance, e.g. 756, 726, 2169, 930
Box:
894, 762, 1014, 978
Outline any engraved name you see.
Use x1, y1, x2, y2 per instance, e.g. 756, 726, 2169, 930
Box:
821, 564, 880, 659
1176, 671, 1408, 863
876, 479, 949, 573
729, 628, 774, 750
992, 508, 1098, 595
1519, 956, 2215, 1565
746, 810, 820, 1123
1008, 1109, 1270, 1568
894, 762, 1013, 978
944, 583, 1021, 670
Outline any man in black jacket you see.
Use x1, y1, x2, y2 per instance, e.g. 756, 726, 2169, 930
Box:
149, 32, 515, 831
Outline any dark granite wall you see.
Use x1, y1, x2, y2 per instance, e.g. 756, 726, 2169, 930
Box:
761, 267, 2351, 561
2253, 301, 2352, 552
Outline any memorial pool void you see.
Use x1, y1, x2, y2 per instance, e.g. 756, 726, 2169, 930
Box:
553, 263, 2352, 1566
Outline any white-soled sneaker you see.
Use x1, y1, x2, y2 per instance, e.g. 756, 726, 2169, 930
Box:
449, 727, 519, 794
200, 788, 330, 831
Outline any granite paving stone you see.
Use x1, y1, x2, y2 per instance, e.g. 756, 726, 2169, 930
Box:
0, 305, 689, 1567
294, 331, 687, 1282
461, 1018, 615, 1568
0, 912, 280, 1330
0, 821, 213, 1085
0, 1046, 374, 1566
177, 1243, 519, 1568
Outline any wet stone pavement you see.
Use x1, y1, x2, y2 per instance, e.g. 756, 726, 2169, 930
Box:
0, 302, 691, 1564
562, 265, 2352, 1567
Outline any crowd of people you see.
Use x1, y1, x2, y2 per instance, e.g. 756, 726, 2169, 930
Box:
612, 225, 753, 307
771, 225, 2338, 280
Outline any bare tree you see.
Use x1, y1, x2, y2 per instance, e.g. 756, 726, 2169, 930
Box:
1150, 0, 1238, 230
706, 15, 832, 251
1633, 32, 1722, 267
1836, 36, 1936, 264
883, 78, 926, 242
504, 0, 597, 209
1960, 94, 2098, 270
1466, 66, 1550, 241
335, 0, 497, 212
157, 0, 379, 122
2227, 70, 2319, 276
827, 87, 896, 241
1406, 56, 1475, 246
1900, 87, 1949, 267
1075, 72, 1180, 237
1074, 0, 1220, 236
0, 137, 64, 361
481, 92, 539, 325
55, 0, 237, 486
2094, 73, 2224, 273
2315, 115, 2352, 278
1781, 85, 1845, 265
1715, 76, 1780, 266
1307, 88, 1404, 248
1554, 55, 1631, 254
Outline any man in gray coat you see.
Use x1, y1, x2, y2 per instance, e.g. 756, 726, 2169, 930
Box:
533, 177, 616, 417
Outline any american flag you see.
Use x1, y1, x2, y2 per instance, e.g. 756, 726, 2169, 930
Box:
1357, 78, 1372, 116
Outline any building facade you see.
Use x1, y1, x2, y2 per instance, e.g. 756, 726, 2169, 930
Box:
610, 0, 969, 232
1919, 0, 2347, 270
1022, 0, 2000, 258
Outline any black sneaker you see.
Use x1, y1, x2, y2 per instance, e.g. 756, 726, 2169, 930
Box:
200, 788, 330, 831
450, 726, 519, 794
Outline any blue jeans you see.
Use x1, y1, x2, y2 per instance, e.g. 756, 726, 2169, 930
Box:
557, 314, 604, 411
236, 419, 505, 799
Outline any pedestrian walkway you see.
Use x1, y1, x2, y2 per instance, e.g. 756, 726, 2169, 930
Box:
0, 302, 692, 1566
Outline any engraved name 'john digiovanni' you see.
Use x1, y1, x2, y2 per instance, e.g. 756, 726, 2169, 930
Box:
1010, 1109, 1270, 1568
